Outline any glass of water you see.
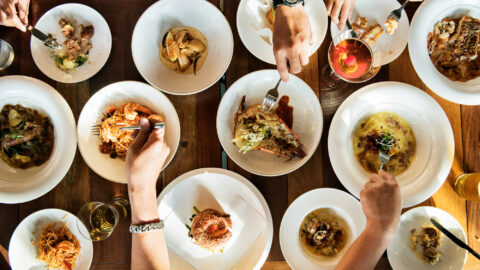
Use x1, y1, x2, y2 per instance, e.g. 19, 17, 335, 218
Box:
0, 39, 14, 70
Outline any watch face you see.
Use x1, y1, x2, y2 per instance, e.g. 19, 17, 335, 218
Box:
286, 0, 298, 3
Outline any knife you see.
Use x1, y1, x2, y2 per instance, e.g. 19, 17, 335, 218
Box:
430, 218, 480, 260
26, 25, 62, 50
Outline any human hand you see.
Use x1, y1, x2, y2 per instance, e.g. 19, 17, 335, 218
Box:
126, 117, 170, 192
0, 0, 29, 31
325, 0, 355, 30
360, 170, 401, 238
273, 5, 312, 82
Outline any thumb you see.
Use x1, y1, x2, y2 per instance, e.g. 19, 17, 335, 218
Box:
128, 118, 151, 154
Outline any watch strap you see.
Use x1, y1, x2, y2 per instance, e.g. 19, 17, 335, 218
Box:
273, 0, 305, 10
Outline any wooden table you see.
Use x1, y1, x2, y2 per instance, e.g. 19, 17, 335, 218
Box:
0, 0, 479, 269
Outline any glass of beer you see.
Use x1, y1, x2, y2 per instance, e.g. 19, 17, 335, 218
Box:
454, 173, 480, 201
77, 196, 129, 241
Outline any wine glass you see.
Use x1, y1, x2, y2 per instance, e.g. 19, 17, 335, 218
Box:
321, 29, 381, 91
76, 196, 129, 241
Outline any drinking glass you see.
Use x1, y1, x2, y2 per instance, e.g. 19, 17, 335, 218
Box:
77, 196, 129, 241
454, 173, 480, 201
0, 39, 14, 70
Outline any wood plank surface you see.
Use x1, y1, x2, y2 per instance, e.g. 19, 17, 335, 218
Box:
0, 0, 479, 269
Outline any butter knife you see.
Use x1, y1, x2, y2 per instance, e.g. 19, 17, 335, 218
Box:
26, 25, 62, 49
430, 218, 480, 260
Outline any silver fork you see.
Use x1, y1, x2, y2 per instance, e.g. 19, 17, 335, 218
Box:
261, 79, 281, 112
91, 122, 165, 136
376, 132, 394, 170
387, 0, 409, 22
378, 150, 390, 170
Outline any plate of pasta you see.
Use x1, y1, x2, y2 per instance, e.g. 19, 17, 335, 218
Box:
9, 208, 93, 270
77, 81, 181, 183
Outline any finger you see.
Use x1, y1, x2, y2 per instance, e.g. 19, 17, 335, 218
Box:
378, 170, 392, 181
326, 0, 334, 15
130, 129, 139, 140
300, 50, 309, 66
348, 1, 355, 20
141, 127, 167, 153
288, 50, 302, 74
331, 0, 344, 25
338, 2, 351, 30
7, 3, 25, 31
368, 173, 382, 183
274, 50, 290, 82
17, 0, 29, 24
128, 118, 151, 153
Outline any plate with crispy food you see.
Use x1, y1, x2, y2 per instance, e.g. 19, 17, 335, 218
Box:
77, 81, 180, 183
0, 76, 76, 204
132, 0, 233, 95
217, 69, 322, 176
387, 206, 468, 270
237, 0, 328, 64
328, 82, 454, 208
31, 3, 112, 83
330, 0, 409, 65
409, 0, 480, 105
280, 188, 366, 269
157, 168, 273, 270
9, 208, 93, 270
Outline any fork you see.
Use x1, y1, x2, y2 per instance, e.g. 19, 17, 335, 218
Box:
91, 122, 165, 136
387, 0, 409, 22
261, 79, 281, 112
378, 150, 390, 170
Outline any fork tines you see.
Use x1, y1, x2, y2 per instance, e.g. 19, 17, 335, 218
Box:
262, 95, 277, 112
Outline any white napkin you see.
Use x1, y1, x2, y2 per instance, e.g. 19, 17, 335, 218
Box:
245, 0, 274, 45
158, 172, 267, 270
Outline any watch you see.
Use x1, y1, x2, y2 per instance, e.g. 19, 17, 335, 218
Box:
273, 0, 305, 10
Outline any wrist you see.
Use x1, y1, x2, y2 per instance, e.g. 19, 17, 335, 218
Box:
365, 220, 397, 243
128, 184, 159, 224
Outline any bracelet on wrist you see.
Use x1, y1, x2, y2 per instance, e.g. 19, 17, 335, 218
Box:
129, 220, 164, 234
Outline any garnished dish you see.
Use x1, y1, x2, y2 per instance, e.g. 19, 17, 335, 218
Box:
160, 27, 208, 74
427, 15, 480, 82
98, 102, 163, 160
410, 226, 442, 265
0, 104, 54, 169
232, 95, 306, 159
36, 222, 81, 270
53, 18, 94, 71
299, 208, 350, 258
266, 8, 275, 30
186, 207, 233, 252
351, 16, 384, 45
352, 112, 416, 175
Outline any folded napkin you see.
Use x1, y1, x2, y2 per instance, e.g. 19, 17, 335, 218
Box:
245, 0, 274, 45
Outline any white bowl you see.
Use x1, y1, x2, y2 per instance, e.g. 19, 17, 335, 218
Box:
31, 3, 112, 83
328, 82, 454, 208
330, 0, 409, 66
77, 81, 180, 183
216, 69, 323, 176
157, 168, 273, 270
387, 206, 468, 270
0, 76, 77, 204
409, 0, 480, 105
280, 188, 366, 270
237, 0, 328, 65
9, 208, 93, 270
132, 0, 233, 95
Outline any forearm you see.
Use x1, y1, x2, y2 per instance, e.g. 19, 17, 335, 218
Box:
129, 186, 170, 270
335, 223, 394, 270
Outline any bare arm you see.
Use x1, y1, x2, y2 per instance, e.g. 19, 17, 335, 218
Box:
126, 118, 171, 270
335, 170, 401, 270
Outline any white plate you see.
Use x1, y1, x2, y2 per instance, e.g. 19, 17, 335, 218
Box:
132, 0, 233, 95
330, 0, 409, 66
387, 206, 468, 270
77, 81, 180, 183
216, 69, 323, 176
237, 0, 328, 65
31, 3, 112, 83
157, 168, 273, 270
9, 208, 93, 270
328, 82, 454, 208
409, 0, 480, 105
0, 76, 76, 204
280, 188, 366, 270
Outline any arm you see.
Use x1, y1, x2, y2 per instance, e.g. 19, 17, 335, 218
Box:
335, 170, 402, 270
325, 0, 356, 30
126, 118, 171, 270
0, 0, 29, 31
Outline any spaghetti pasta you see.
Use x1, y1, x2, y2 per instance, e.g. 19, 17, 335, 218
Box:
36, 223, 80, 270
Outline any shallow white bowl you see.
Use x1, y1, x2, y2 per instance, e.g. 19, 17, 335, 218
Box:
280, 188, 366, 270
77, 81, 180, 183
0, 76, 76, 204
387, 206, 468, 270
330, 0, 409, 66
132, 0, 233, 95
9, 208, 93, 270
328, 82, 454, 208
409, 0, 480, 105
216, 69, 323, 176
31, 3, 112, 83
237, 0, 328, 65
157, 168, 273, 270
